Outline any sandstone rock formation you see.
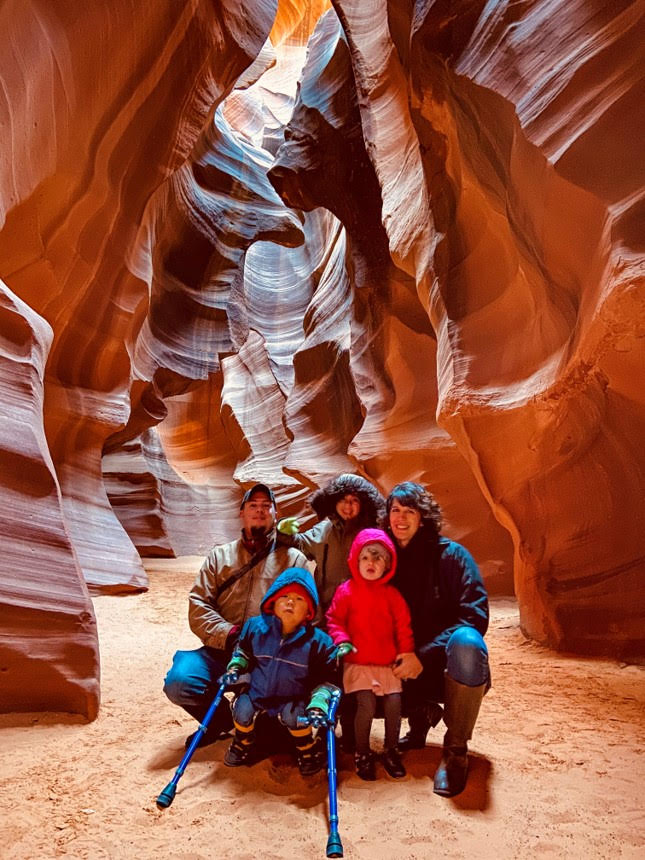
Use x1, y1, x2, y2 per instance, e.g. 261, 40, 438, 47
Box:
0, 0, 642, 717
0, 282, 99, 718
268, 9, 516, 592
0, 0, 285, 716
323, 0, 644, 654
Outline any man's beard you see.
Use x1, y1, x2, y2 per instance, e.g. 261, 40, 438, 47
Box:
249, 525, 270, 540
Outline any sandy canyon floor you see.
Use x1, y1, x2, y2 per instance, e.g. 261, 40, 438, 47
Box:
1, 558, 643, 859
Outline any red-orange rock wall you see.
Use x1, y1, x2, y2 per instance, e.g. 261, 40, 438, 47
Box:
0, 0, 281, 715
0, 0, 642, 717
327, 0, 644, 654
0, 282, 99, 718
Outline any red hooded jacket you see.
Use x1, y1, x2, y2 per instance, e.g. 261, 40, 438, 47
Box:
325, 528, 414, 666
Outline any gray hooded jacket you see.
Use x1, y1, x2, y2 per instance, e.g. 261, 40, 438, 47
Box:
278, 474, 385, 617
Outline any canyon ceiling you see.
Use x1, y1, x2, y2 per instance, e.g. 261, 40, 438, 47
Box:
0, 0, 643, 718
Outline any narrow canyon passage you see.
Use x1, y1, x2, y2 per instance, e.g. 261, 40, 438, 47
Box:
0, 8, 643, 857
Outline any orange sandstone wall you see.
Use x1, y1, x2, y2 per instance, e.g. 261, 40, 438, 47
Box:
0, 0, 642, 718
0, 0, 280, 716
325, 0, 644, 654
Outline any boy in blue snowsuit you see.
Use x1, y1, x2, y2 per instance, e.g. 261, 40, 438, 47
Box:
223, 567, 340, 776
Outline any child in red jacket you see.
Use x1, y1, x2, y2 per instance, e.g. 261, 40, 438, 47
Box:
326, 528, 415, 780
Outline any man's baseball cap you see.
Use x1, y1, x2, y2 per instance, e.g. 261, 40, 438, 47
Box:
240, 483, 276, 510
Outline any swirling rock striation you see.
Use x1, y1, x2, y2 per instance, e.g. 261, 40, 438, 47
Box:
0, 283, 99, 718
0, 0, 642, 721
328, 0, 644, 655
270, 9, 515, 587
0, 0, 286, 715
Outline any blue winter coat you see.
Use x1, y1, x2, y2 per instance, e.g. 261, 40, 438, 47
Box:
232, 567, 338, 714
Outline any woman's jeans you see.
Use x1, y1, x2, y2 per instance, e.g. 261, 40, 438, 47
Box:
446, 626, 489, 688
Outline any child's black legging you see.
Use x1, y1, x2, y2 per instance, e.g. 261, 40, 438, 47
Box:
354, 690, 401, 754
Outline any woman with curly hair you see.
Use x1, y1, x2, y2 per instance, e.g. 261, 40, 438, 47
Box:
277, 474, 385, 615
385, 481, 490, 798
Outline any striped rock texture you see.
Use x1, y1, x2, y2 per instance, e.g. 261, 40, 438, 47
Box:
0, 283, 99, 717
0, 0, 642, 715
324, 0, 644, 654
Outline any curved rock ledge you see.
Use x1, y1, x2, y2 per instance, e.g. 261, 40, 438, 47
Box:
0, 0, 642, 717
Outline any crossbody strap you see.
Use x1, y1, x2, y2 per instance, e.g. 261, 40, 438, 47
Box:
217, 538, 277, 597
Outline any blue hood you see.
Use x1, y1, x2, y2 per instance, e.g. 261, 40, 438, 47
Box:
261, 567, 319, 615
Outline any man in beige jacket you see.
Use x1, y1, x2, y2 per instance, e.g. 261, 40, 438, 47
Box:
163, 483, 307, 747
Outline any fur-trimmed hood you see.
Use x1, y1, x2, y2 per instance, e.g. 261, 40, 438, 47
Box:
309, 474, 385, 526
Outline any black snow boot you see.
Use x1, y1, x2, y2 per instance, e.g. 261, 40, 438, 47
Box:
294, 732, 325, 776
224, 727, 256, 767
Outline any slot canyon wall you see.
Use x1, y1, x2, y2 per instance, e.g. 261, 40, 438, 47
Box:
0, 0, 642, 718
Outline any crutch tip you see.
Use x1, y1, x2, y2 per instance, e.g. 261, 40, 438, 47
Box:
326, 836, 343, 857
156, 784, 176, 809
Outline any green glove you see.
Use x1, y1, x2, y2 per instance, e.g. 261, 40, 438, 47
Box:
278, 516, 300, 535
307, 686, 333, 715
335, 642, 356, 659
226, 653, 249, 674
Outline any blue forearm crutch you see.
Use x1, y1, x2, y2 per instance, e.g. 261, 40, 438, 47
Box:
156, 680, 228, 809
325, 687, 343, 858
297, 686, 344, 857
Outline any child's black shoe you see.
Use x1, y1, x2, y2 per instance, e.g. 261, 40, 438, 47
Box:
354, 751, 376, 781
382, 747, 406, 779
224, 735, 253, 767
296, 735, 325, 776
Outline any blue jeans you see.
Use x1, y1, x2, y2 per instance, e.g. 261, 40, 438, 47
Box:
446, 626, 489, 687
164, 646, 232, 730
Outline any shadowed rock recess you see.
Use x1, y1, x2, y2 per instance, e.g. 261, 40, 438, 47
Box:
0, 1, 642, 717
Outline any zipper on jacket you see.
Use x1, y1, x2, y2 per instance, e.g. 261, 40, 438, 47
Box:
266, 634, 287, 698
